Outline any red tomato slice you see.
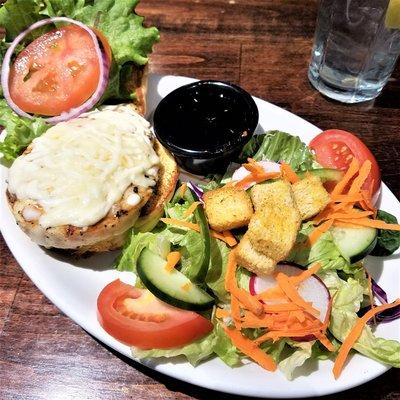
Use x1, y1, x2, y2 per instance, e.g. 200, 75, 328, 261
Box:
310, 129, 381, 195
9, 25, 101, 116
97, 280, 213, 349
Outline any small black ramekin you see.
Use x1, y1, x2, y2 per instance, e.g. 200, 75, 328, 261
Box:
153, 80, 259, 175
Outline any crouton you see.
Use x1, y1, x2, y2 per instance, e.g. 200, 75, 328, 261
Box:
236, 234, 276, 275
203, 186, 253, 232
250, 179, 294, 210
247, 198, 301, 261
292, 175, 330, 220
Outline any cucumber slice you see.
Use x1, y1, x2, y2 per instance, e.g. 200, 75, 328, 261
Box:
171, 186, 211, 282
298, 168, 344, 182
330, 225, 378, 263
137, 248, 215, 311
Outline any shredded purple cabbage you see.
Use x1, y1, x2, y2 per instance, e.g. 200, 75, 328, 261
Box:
371, 278, 388, 304
359, 304, 400, 324
358, 277, 399, 324
187, 182, 204, 202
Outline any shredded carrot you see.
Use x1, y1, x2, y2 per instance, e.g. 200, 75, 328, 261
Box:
225, 251, 263, 316
331, 202, 355, 213
275, 273, 320, 316
360, 189, 375, 212
240, 318, 275, 329
216, 308, 230, 319
162, 215, 240, 248
312, 205, 336, 224
181, 281, 192, 291
243, 158, 266, 176
263, 303, 304, 312
210, 230, 237, 247
308, 219, 334, 245
292, 310, 306, 323
331, 158, 360, 197
315, 332, 335, 352
330, 194, 364, 203
256, 286, 286, 301
231, 287, 264, 317
335, 218, 400, 231
160, 218, 200, 232
223, 326, 277, 371
164, 251, 181, 272
290, 263, 322, 286
240, 311, 277, 328
225, 250, 237, 292
222, 230, 238, 247
333, 299, 400, 379
327, 210, 374, 220
280, 162, 300, 183
348, 160, 371, 195
235, 171, 281, 190
183, 201, 201, 217
231, 295, 242, 328
178, 182, 187, 198
256, 326, 322, 342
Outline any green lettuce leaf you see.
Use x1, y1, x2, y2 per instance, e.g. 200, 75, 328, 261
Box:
311, 336, 340, 360
205, 237, 230, 303
0, 99, 50, 162
370, 210, 400, 256
288, 222, 353, 273
132, 332, 215, 366
132, 320, 241, 367
327, 275, 400, 368
0, 0, 44, 41
252, 130, 315, 171
278, 341, 313, 381
211, 320, 242, 367
116, 231, 170, 272
260, 339, 287, 363
237, 133, 266, 163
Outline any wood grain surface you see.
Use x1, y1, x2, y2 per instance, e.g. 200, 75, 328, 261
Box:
1, 1, 399, 399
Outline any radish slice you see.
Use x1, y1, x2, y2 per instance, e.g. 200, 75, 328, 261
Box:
249, 263, 331, 328
231, 160, 281, 190
1, 17, 110, 124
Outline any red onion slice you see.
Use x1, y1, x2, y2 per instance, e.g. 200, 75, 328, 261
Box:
187, 181, 204, 202
1, 17, 110, 124
231, 160, 281, 190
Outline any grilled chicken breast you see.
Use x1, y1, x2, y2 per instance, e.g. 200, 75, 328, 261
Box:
7, 104, 178, 253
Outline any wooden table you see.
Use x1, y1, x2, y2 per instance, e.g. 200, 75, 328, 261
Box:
1, 1, 399, 399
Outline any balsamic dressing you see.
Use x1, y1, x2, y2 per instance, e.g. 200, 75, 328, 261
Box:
153, 80, 258, 174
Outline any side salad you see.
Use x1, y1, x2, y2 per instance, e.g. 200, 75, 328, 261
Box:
97, 129, 400, 380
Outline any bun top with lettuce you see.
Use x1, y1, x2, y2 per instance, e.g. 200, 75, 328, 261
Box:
0, 0, 159, 161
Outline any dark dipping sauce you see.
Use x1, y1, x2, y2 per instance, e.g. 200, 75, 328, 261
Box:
153, 80, 259, 175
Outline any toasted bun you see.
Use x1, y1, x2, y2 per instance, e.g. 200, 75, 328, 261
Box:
129, 65, 149, 116
135, 140, 179, 231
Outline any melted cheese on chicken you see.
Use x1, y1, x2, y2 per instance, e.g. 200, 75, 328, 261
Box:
8, 105, 159, 228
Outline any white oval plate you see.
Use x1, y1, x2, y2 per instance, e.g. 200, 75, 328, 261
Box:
1, 75, 399, 398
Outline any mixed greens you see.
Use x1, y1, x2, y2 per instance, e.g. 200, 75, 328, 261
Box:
118, 130, 400, 379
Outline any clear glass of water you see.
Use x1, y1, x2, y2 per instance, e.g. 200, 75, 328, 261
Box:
308, 0, 400, 103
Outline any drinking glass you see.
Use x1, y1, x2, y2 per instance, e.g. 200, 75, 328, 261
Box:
308, 0, 400, 103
